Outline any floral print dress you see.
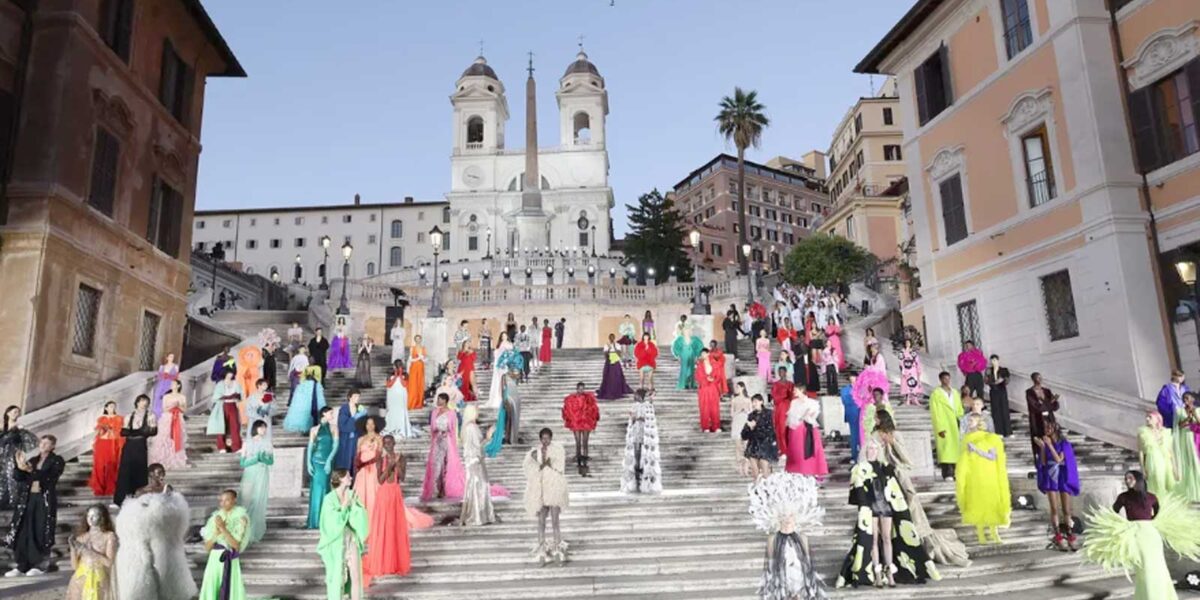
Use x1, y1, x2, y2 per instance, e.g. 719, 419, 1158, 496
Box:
836, 460, 941, 588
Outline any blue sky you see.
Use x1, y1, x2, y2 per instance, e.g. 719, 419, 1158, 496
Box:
197, 0, 911, 235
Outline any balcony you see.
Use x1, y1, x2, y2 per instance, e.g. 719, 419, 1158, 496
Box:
1027, 170, 1056, 208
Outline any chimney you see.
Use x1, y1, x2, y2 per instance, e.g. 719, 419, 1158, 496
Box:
404, 196, 414, 204
354, 193, 361, 205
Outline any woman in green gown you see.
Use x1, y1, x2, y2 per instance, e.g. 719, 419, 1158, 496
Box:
671, 327, 703, 391
1137, 411, 1177, 498
1172, 392, 1200, 502
239, 420, 274, 545
198, 489, 250, 600
318, 468, 369, 600
307, 407, 339, 529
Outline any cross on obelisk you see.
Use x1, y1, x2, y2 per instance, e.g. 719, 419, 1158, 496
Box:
478, 39, 484, 56
527, 51, 534, 76
577, 34, 585, 51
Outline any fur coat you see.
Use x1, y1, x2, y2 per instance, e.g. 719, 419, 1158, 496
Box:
620, 401, 662, 494
523, 442, 569, 517
114, 491, 197, 600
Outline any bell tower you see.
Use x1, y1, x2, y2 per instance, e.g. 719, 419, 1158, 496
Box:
450, 56, 508, 154
556, 48, 608, 148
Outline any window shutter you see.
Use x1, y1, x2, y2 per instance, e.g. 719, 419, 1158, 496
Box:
162, 186, 182, 257
177, 63, 194, 126
1187, 58, 1200, 147
114, 0, 133, 62
914, 63, 929, 125
159, 40, 178, 110
1128, 86, 1162, 173
147, 178, 162, 244
938, 44, 954, 109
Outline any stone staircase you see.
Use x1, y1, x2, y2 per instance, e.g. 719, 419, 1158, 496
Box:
3, 317, 1143, 599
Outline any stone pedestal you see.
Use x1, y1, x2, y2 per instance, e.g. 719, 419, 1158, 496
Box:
270, 446, 305, 499
690, 314, 715, 345
820, 395, 847, 436
898, 430, 935, 479
420, 317, 450, 368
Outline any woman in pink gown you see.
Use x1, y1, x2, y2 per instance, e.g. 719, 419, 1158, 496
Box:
353, 416, 384, 516
899, 339, 923, 406
421, 394, 466, 502
784, 392, 828, 476
755, 330, 772, 380
852, 343, 890, 440
824, 318, 847, 370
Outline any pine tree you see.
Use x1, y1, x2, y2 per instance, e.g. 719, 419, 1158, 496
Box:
622, 189, 692, 283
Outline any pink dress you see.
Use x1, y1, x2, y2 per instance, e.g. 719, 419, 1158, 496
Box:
420, 409, 466, 502
824, 323, 847, 370
755, 337, 772, 380
353, 438, 382, 516
851, 352, 890, 438
900, 349, 923, 402
784, 398, 829, 476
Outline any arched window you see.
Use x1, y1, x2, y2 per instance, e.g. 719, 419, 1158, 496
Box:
573, 111, 591, 144
390, 220, 402, 238
389, 247, 403, 267
466, 116, 484, 145
366, 262, 376, 276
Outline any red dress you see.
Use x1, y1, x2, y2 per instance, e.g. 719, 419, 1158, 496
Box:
695, 359, 722, 432
562, 392, 600, 432
88, 414, 125, 496
770, 380, 795, 455
776, 327, 797, 345
708, 349, 728, 395
364, 454, 412, 585
539, 326, 553, 363
457, 350, 477, 402
634, 341, 658, 369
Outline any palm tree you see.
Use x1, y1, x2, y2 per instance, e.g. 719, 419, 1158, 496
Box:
715, 87, 769, 276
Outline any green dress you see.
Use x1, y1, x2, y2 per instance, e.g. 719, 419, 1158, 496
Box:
239, 438, 274, 546
1137, 426, 1176, 498
1172, 409, 1200, 502
929, 387, 963, 465
308, 424, 338, 529
671, 334, 703, 390
198, 505, 250, 600
317, 489, 370, 600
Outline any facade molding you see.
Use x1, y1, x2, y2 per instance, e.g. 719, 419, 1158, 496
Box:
925, 145, 965, 181
1122, 21, 1200, 91
1000, 87, 1054, 135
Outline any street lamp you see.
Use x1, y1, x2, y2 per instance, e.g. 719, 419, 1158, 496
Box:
294, 254, 302, 284
591, 225, 597, 257
209, 243, 225, 307
485, 227, 492, 259
689, 229, 705, 314
742, 243, 754, 303
336, 241, 353, 315
1176, 259, 1199, 362
462, 267, 470, 281
428, 226, 444, 318
319, 235, 331, 290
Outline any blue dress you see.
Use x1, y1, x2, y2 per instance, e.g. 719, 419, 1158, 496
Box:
283, 379, 325, 434
484, 401, 506, 458
840, 384, 861, 462
334, 403, 365, 473
239, 438, 274, 545
306, 424, 336, 529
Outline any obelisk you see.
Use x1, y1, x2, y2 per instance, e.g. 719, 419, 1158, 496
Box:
517, 52, 549, 250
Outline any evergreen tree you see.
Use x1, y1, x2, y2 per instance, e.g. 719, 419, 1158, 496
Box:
782, 234, 875, 288
622, 189, 692, 282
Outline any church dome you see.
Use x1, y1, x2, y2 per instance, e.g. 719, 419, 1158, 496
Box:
563, 50, 601, 78
461, 56, 499, 80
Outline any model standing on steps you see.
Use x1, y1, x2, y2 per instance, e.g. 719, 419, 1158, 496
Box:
956, 414, 1010, 545
317, 469, 368, 600
641, 310, 656, 343
460, 405, 499, 526
751, 473, 827, 600
1035, 421, 1080, 551
421, 393, 466, 502
478, 318, 493, 369
563, 382, 600, 477
88, 401, 124, 497
634, 332, 658, 391
197, 489, 249, 600
618, 315, 637, 366
149, 379, 188, 470
334, 391, 366, 474
930, 371, 963, 480
695, 349, 723, 434
539, 319, 553, 365
114, 395, 157, 507
755, 329, 772, 381
407, 336, 427, 409
457, 341, 479, 403
208, 370, 243, 453
672, 325, 704, 391
150, 354, 179, 419
239, 419, 273, 547
390, 318, 407, 365
741, 394, 779, 479
730, 383, 753, 476
284, 366, 325, 434
354, 337, 374, 389
306, 406, 338, 530
621, 389, 661, 494
899, 339, 922, 406
352, 416, 385, 517
65, 505, 117, 600
327, 326, 354, 372
1137, 411, 1178, 498
984, 354, 1011, 436
363, 435, 414, 583
524, 428, 569, 565
597, 333, 632, 400
1173, 392, 1200, 502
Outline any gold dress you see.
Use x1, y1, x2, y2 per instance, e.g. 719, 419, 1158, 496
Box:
66, 530, 117, 600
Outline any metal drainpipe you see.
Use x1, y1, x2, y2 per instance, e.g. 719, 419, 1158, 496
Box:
0, 0, 36, 254
1107, 2, 1182, 368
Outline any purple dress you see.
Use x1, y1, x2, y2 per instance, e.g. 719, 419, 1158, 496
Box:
596, 345, 632, 400
1035, 437, 1080, 495
151, 365, 178, 418
327, 334, 354, 370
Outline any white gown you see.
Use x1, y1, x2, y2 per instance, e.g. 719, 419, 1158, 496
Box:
486, 341, 512, 408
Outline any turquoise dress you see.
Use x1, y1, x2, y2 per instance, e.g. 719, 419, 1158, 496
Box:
238, 438, 274, 545
671, 334, 703, 390
485, 397, 507, 458
306, 424, 337, 529
284, 378, 325, 434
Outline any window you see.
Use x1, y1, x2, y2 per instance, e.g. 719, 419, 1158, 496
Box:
441, 231, 450, 250
245, 239, 257, 249
196, 242, 205, 251
369, 214, 376, 222
1039, 269, 1080, 340
914, 45, 953, 125
72, 284, 102, 357
884, 145, 903, 161
99, 0, 134, 62
146, 178, 183, 257
222, 219, 232, 228
466, 116, 484, 144
846, 215, 856, 241
712, 244, 723, 257
274, 218, 280, 225
391, 220, 403, 238
270, 239, 281, 249
389, 247, 403, 267
363, 262, 374, 276
749, 205, 761, 217
295, 217, 304, 225
854, 113, 863, 135
138, 311, 160, 370
321, 216, 328, 224
158, 40, 192, 125
810, 202, 822, 213
1022, 128, 1056, 206
938, 174, 968, 246
295, 238, 306, 248
750, 225, 762, 239
223, 240, 232, 248
955, 299, 981, 348
883, 107, 894, 125
579, 231, 589, 247
368, 234, 376, 244
249, 218, 256, 226
1129, 60, 1200, 173
418, 211, 425, 221
417, 232, 425, 243
342, 215, 352, 224
344, 235, 352, 245
1000, 0, 1033, 59
783, 232, 795, 244
87, 128, 120, 216
705, 207, 715, 218
468, 236, 479, 251
442, 206, 451, 223
197, 221, 205, 229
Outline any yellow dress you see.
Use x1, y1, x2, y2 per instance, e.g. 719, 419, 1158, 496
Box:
66, 531, 117, 600
955, 429, 1011, 528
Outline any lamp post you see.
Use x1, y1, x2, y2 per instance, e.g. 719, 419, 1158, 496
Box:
293, 254, 302, 284
336, 241, 353, 315
591, 225, 597, 257
742, 243, 754, 303
319, 235, 331, 290
485, 227, 492, 259
208, 243, 225, 307
1176, 259, 1199, 363
689, 229, 705, 314
271, 270, 280, 284
428, 226, 444, 318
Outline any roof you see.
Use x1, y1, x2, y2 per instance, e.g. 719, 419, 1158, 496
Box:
563, 51, 601, 78
854, 0, 947, 75
182, 0, 246, 77
461, 56, 499, 80
194, 200, 448, 217
671, 153, 824, 192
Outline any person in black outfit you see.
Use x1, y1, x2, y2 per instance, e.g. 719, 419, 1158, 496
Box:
307, 328, 330, 377
554, 318, 566, 349
262, 340, 278, 390
3, 434, 64, 576
984, 354, 1012, 437
113, 395, 158, 507
722, 309, 741, 356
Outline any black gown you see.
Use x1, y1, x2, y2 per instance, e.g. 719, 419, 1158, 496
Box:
262, 345, 277, 390
308, 336, 330, 376
3, 452, 64, 571
985, 366, 1012, 436
722, 314, 741, 355
0, 426, 38, 510
355, 346, 373, 388
113, 411, 157, 506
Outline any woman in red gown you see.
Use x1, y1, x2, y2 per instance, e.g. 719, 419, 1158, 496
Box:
456, 342, 477, 402
634, 333, 658, 392
364, 434, 413, 584
695, 349, 722, 433
539, 319, 553, 364
562, 382, 600, 476
88, 400, 125, 496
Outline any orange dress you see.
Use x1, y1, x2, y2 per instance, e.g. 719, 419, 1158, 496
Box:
407, 346, 427, 409
88, 414, 125, 496
353, 437, 382, 516
364, 452, 412, 584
